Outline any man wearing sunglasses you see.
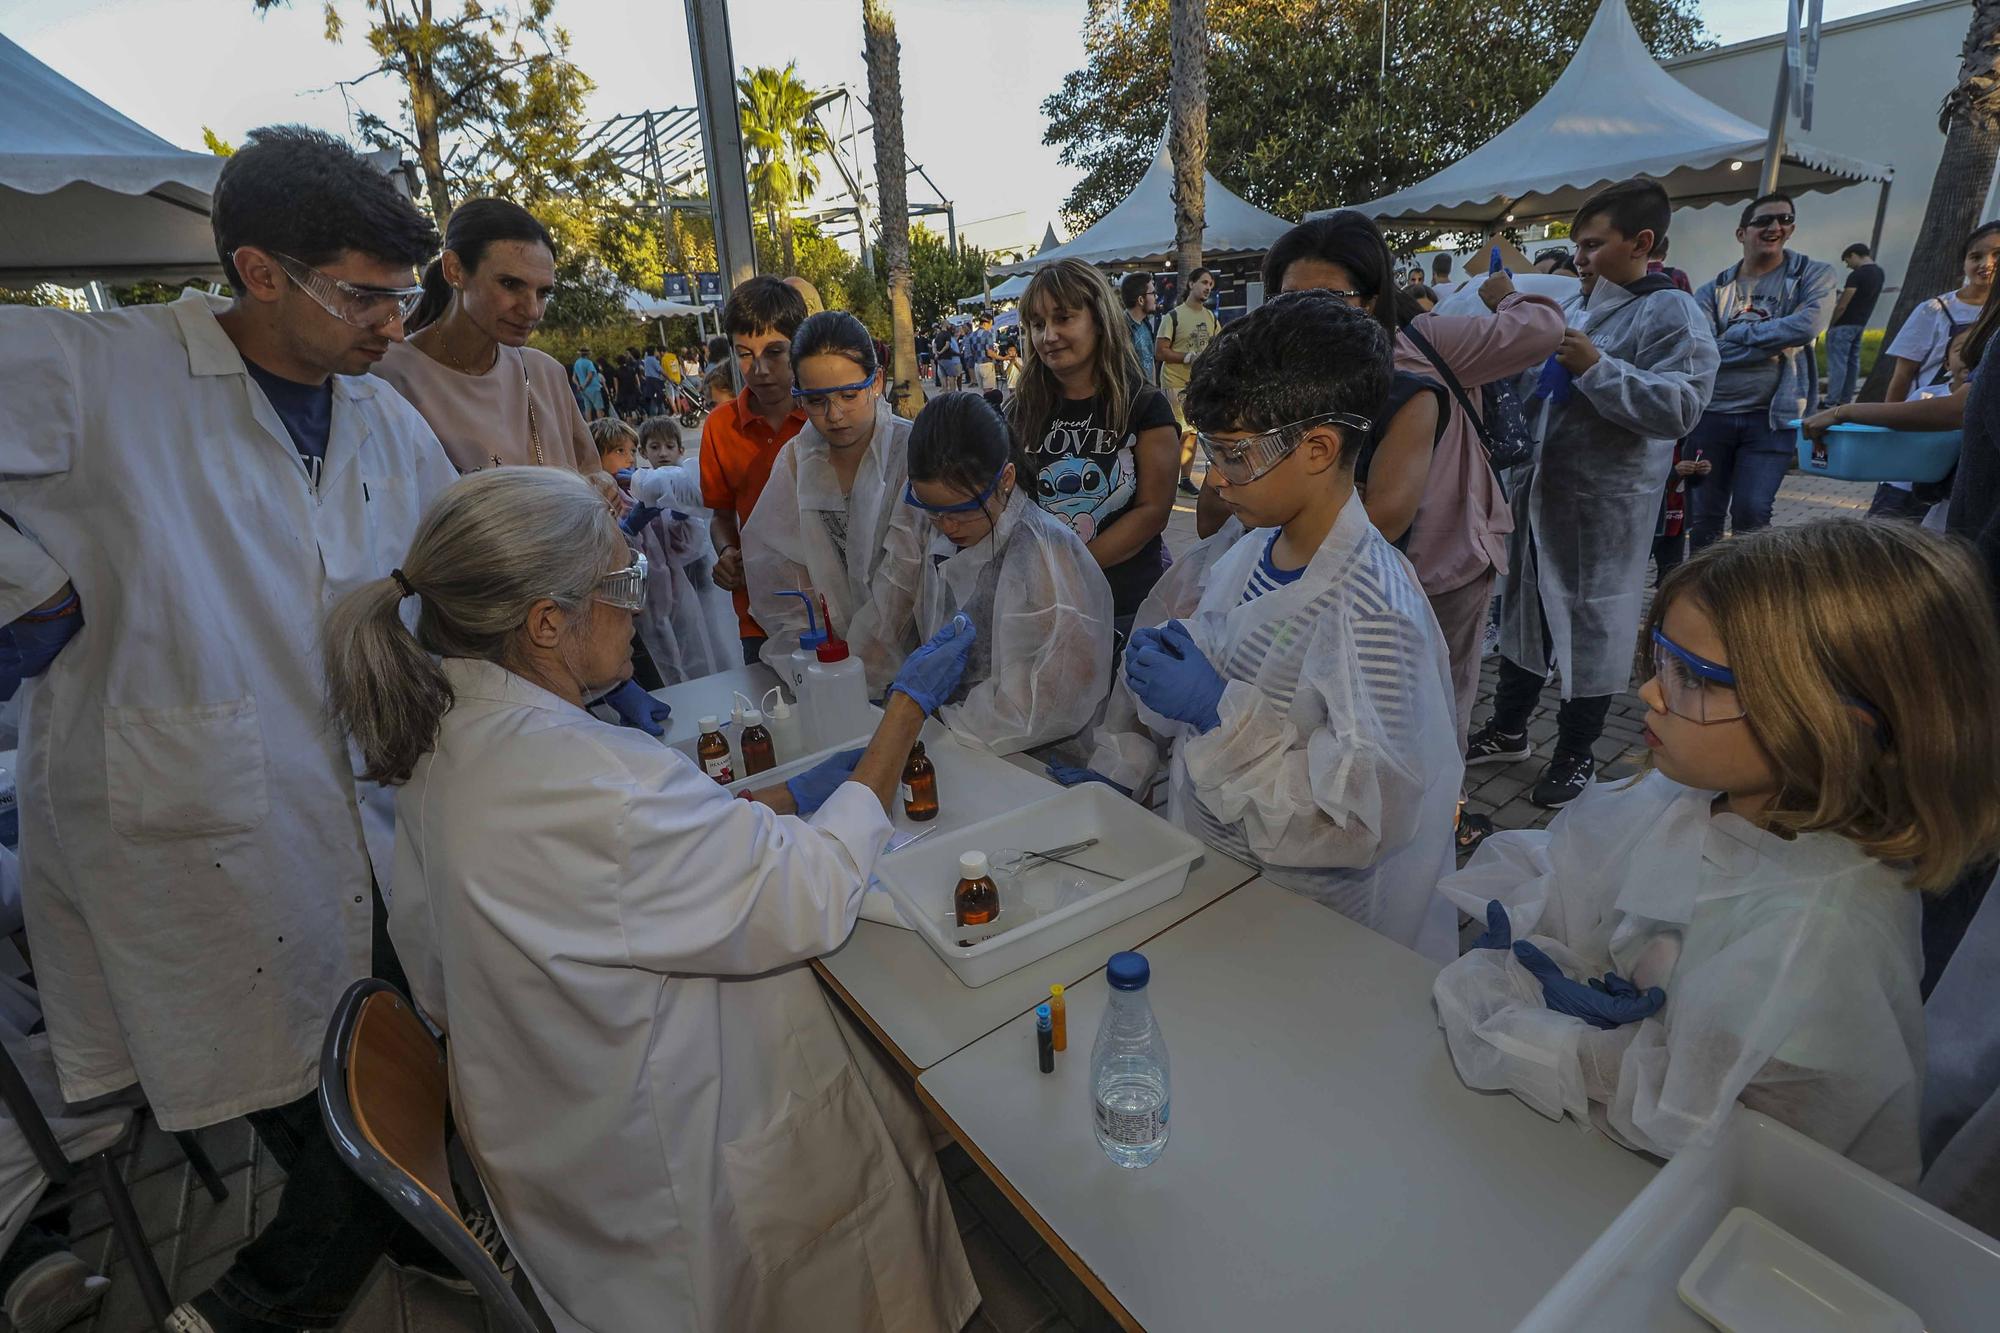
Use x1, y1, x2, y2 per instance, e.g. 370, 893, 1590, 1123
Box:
0, 126, 464, 1332
1689, 193, 1839, 550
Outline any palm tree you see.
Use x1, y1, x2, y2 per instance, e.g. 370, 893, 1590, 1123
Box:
864, 0, 922, 414
1861, 0, 2000, 399
737, 63, 831, 275
1167, 0, 1210, 284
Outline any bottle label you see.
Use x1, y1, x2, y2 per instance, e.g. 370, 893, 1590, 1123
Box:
1094, 1099, 1169, 1144
899, 783, 914, 804
703, 755, 734, 782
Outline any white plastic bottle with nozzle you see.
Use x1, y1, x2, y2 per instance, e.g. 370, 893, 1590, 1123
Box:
802, 621, 871, 751
760, 685, 804, 766
728, 691, 756, 772
773, 589, 827, 701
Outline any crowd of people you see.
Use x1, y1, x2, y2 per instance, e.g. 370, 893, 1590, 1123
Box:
0, 121, 1997, 1333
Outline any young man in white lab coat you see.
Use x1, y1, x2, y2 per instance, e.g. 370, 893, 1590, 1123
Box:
0, 127, 462, 1332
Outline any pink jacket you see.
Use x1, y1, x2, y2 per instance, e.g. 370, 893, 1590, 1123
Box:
1395, 292, 1566, 596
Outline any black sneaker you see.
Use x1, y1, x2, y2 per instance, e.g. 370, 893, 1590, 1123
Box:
1465, 723, 1531, 767
1177, 478, 1201, 496
1530, 753, 1595, 808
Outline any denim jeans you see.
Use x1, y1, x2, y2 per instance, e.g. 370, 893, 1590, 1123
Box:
1825, 324, 1865, 407
1686, 410, 1794, 551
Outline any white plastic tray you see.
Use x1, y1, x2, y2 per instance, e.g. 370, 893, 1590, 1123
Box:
872, 784, 1203, 987
1677, 1208, 1921, 1333
1516, 1110, 2000, 1332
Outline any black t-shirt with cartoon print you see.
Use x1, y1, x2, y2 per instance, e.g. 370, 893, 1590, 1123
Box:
1021, 386, 1179, 618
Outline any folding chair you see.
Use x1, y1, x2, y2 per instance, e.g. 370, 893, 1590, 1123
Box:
0, 1038, 229, 1331
318, 978, 543, 1333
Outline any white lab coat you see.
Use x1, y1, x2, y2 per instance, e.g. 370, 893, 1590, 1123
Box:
868, 489, 1114, 756
1498, 279, 1719, 698
390, 658, 976, 1333
1433, 773, 1925, 1184
0, 293, 457, 1129
741, 401, 918, 691
1088, 495, 1462, 960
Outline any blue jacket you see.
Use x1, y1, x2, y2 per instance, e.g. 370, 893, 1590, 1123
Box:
1693, 250, 1839, 431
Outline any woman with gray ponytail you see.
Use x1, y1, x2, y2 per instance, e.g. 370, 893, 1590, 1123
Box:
321, 466, 980, 1332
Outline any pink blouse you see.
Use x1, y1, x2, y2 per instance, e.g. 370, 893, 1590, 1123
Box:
372, 340, 596, 475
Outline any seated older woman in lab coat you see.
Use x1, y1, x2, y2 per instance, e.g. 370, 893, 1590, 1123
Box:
322, 467, 978, 1333
858, 391, 1115, 756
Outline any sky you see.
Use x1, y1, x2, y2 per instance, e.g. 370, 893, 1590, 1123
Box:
0, 0, 1900, 254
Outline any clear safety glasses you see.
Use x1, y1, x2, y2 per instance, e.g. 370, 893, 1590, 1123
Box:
792, 370, 877, 416
595, 552, 648, 612
1196, 412, 1373, 486
266, 251, 425, 329
1650, 627, 1889, 741
904, 467, 1005, 518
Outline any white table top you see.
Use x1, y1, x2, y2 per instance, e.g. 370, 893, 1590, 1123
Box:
918, 879, 1659, 1332
649, 664, 780, 749
815, 737, 1259, 1071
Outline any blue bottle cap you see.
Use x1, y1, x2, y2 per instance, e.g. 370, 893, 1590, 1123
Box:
800, 628, 828, 651
1106, 951, 1150, 991
1035, 1002, 1052, 1029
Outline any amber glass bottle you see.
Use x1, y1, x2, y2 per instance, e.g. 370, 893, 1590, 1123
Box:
902, 742, 939, 821
954, 850, 999, 941
696, 717, 733, 784
739, 710, 775, 777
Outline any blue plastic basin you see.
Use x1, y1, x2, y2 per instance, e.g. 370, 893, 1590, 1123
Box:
1791, 421, 1961, 484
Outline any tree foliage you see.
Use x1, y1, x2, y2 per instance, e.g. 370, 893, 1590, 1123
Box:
1043, 0, 1709, 234
738, 63, 833, 276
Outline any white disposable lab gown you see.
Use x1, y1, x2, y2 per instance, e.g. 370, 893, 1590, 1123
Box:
741, 401, 917, 690
1918, 869, 2000, 1234
869, 489, 1113, 755
1497, 279, 1719, 698
390, 658, 976, 1333
631, 461, 736, 681
1433, 773, 1925, 1184
1088, 495, 1463, 960
0, 293, 457, 1128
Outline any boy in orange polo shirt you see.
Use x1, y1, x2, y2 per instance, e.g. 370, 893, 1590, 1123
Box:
700, 277, 809, 662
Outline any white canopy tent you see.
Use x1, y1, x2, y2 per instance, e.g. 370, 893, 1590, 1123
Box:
1327, 0, 1891, 232
990, 141, 1295, 276
958, 272, 1031, 307
1, 33, 228, 287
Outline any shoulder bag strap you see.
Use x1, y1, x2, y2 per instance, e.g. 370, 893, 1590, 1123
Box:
1400, 323, 1491, 448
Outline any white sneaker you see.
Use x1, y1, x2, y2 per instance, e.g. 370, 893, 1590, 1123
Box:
4, 1252, 110, 1333
165, 1302, 217, 1333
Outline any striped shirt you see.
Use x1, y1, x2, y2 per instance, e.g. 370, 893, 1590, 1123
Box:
1240, 533, 1307, 604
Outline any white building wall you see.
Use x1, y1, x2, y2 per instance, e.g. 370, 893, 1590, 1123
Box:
1662, 0, 1993, 326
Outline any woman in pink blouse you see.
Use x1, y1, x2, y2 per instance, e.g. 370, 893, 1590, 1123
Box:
372, 198, 596, 474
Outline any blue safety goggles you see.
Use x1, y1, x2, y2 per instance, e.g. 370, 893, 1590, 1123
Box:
1650, 627, 1886, 740
790, 370, 877, 413
904, 466, 1005, 516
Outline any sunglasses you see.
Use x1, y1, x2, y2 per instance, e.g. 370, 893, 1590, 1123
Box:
1745, 213, 1796, 230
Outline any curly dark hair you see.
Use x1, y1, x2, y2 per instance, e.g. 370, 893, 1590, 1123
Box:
212, 125, 438, 292
1181, 292, 1391, 463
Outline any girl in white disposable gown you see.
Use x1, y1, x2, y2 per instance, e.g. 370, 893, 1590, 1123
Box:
743, 311, 917, 690
864, 391, 1115, 755
1058, 296, 1464, 961
322, 468, 980, 1333
631, 416, 735, 681
1433, 520, 2000, 1186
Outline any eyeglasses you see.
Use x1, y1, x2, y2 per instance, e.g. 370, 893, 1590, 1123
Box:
792, 370, 877, 415
1649, 627, 1887, 739
1195, 412, 1372, 486
595, 553, 648, 612
262, 251, 424, 329
1746, 213, 1796, 230
904, 467, 1006, 518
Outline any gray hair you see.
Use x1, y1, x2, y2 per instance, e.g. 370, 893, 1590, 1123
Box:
323, 467, 624, 783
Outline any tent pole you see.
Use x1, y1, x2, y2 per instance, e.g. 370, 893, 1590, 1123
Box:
1869, 176, 1893, 258
1758, 36, 1792, 197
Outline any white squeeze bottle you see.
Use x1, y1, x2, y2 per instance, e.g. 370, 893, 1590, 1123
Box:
760, 686, 804, 766
802, 595, 871, 750
774, 590, 827, 701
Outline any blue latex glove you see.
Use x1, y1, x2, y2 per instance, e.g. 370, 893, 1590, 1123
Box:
1045, 764, 1133, 797
621, 499, 665, 537
2, 593, 83, 680
785, 748, 866, 815
1488, 244, 1503, 275
1531, 354, 1573, 405
1471, 900, 1512, 950
888, 613, 977, 714
599, 678, 670, 736
1124, 620, 1226, 733
1512, 941, 1666, 1031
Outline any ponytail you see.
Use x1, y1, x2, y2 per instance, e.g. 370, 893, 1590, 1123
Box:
405, 257, 453, 334
323, 576, 454, 783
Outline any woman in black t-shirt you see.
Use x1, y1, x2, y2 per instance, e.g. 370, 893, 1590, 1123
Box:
1006, 258, 1181, 626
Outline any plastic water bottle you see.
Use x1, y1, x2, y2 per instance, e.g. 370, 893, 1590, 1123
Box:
1090, 951, 1170, 1168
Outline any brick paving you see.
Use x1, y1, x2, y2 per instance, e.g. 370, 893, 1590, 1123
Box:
45, 470, 1872, 1333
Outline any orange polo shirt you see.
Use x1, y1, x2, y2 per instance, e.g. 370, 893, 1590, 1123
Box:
700, 393, 807, 639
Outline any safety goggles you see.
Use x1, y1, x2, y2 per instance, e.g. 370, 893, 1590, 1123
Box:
1745, 212, 1796, 231
904, 467, 1005, 517
265, 251, 424, 329
595, 552, 648, 612
1196, 412, 1372, 487
1650, 627, 1887, 739
792, 370, 877, 415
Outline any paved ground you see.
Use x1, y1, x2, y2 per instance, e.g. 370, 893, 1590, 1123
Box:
41, 470, 1874, 1333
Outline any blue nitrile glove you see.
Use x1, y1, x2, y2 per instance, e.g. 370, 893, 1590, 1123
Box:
888, 613, 977, 714
1471, 900, 1512, 950
621, 499, 665, 537
1512, 941, 1666, 1031
1488, 244, 1503, 275
1045, 764, 1133, 797
600, 678, 670, 736
785, 748, 867, 815
1531, 354, 1573, 406
1124, 619, 1226, 733
2, 593, 83, 680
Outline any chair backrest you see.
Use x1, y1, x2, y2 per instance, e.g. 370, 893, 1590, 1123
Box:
320, 978, 543, 1333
